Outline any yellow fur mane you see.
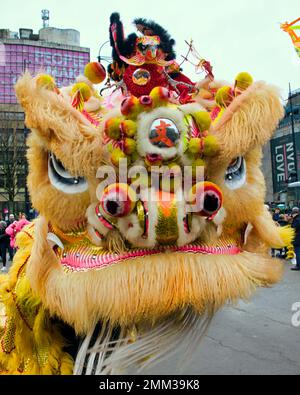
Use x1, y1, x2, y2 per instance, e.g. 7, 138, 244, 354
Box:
0, 225, 73, 375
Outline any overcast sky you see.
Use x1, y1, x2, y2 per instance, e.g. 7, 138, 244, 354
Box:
1, 0, 299, 99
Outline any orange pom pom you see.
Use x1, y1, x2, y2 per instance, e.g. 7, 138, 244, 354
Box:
84, 62, 106, 84
121, 96, 141, 119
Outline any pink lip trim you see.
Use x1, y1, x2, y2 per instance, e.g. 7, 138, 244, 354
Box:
95, 205, 115, 230
61, 244, 241, 272
146, 154, 163, 164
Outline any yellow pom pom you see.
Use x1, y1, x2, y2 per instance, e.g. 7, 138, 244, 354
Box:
84, 62, 106, 84
188, 138, 203, 155
192, 111, 212, 132
71, 82, 92, 101
235, 72, 253, 91
121, 120, 137, 137
111, 148, 128, 167
150, 87, 170, 107
36, 74, 58, 92
123, 138, 136, 155
105, 118, 121, 140
203, 135, 219, 156
216, 86, 234, 108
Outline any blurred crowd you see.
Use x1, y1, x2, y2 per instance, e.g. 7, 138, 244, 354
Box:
0, 213, 28, 273
268, 205, 300, 272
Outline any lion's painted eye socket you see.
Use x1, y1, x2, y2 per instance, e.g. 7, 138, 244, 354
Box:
48, 153, 88, 194
188, 182, 223, 217
225, 157, 246, 190
99, 184, 136, 218
202, 191, 222, 217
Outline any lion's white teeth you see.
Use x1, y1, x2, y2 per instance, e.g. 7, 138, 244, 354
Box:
217, 225, 223, 237
213, 207, 227, 226
47, 232, 64, 250
244, 223, 253, 245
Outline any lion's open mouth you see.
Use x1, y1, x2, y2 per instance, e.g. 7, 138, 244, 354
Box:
47, 225, 241, 272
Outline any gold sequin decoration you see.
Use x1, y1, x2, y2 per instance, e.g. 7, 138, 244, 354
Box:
156, 200, 179, 245
50, 224, 89, 244
37, 345, 50, 368
1, 317, 16, 354
0, 303, 6, 339
137, 201, 146, 233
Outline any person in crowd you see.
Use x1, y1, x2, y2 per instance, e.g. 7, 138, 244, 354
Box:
278, 213, 289, 227
6, 214, 16, 261
6, 217, 30, 250
0, 221, 10, 272
7, 214, 15, 225
18, 212, 27, 220
272, 208, 281, 223
291, 207, 300, 271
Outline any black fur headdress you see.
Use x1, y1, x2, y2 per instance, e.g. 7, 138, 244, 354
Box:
109, 12, 177, 66
109, 13, 137, 67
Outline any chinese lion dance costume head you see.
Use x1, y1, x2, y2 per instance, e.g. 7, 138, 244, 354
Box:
0, 13, 293, 375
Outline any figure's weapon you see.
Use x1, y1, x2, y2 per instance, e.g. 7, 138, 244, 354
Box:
180, 40, 214, 79
97, 40, 112, 64
281, 17, 300, 57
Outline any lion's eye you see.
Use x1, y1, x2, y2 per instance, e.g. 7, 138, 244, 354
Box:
48, 153, 88, 194
225, 157, 246, 190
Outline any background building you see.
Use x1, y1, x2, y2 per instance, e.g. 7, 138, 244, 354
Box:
0, 12, 90, 218
262, 88, 300, 207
